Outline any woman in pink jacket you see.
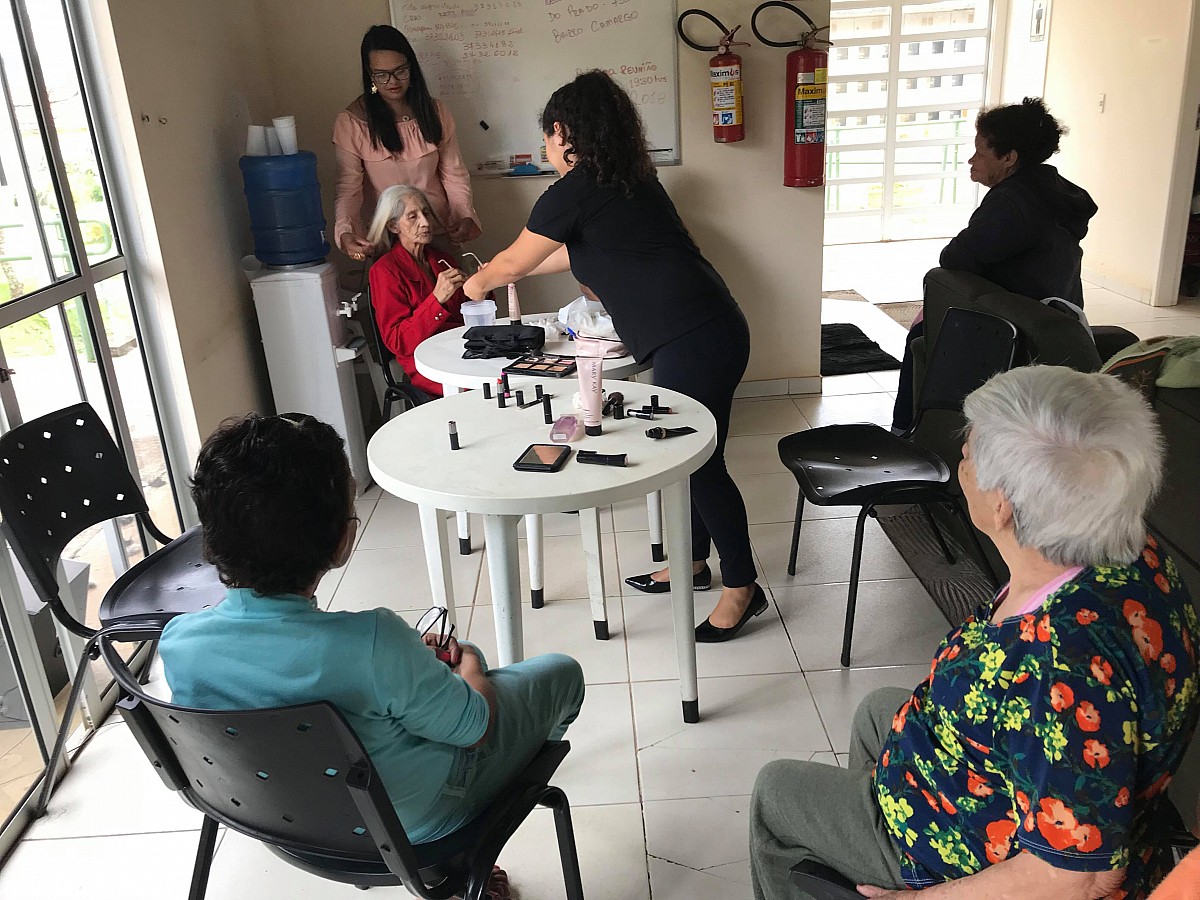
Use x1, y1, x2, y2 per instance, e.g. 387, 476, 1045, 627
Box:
334, 25, 481, 261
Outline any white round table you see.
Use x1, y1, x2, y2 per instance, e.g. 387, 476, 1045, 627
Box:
414, 319, 649, 392
369, 380, 716, 723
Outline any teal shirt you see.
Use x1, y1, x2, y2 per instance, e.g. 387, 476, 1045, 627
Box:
158, 588, 489, 843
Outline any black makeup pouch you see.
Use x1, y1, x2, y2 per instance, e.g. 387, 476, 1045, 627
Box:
462, 324, 546, 360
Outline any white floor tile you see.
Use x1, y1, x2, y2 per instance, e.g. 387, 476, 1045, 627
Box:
775, 578, 949, 671
793, 393, 897, 430
870, 369, 902, 393
1116, 317, 1200, 341
476, 532, 621, 605
329, 545, 483, 613
733, 472, 858, 526
633, 675, 831, 801
729, 398, 810, 436
644, 795, 750, 875
0, 829, 206, 898
551, 683, 640, 806
724, 433, 793, 476
623, 595, 798, 682
21, 720, 201, 840
498, 803, 651, 900
610, 496, 659, 533
354, 495, 425, 550
805, 666, 927, 752
750, 519, 914, 589
464, 599, 630, 685
649, 857, 754, 899
518, 508, 614, 537
821, 373, 888, 397
206, 829, 390, 898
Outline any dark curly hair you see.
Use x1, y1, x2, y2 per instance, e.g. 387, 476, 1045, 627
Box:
975, 97, 1067, 168
360, 25, 442, 154
191, 413, 353, 596
540, 70, 654, 195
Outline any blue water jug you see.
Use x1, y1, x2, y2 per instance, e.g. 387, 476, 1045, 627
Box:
239, 152, 329, 267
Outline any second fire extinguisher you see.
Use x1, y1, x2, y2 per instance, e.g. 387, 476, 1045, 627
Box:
752, 2, 832, 187
678, 10, 752, 144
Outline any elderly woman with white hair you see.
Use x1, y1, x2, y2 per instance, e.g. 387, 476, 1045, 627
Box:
750, 366, 1199, 900
366, 183, 466, 398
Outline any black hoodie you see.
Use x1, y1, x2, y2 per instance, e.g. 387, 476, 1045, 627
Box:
939, 163, 1097, 307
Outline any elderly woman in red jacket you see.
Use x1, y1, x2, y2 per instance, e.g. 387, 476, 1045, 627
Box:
367, 183, 466, 398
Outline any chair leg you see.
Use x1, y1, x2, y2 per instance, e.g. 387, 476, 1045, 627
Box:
382, 395, 393, 423
543, 787, 585, 900
841, 507, 872, 668
787, 493, 806, 577
32, 635, 98, 816
188, 815, 221, 900
948, 497, 1000, 587
919, 503, 956, 566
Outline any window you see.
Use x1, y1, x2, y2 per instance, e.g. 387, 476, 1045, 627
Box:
907, 42, 920, 55
951, 74, 964, 87
857, 46, 870, 60
932, 40, 944, 53
836, 46, 849, 60
857, 81, 868, 92
953, 39, 966, 52
835, 82, 848, 94
905, 77, 918, 89
929, 75, 943, 88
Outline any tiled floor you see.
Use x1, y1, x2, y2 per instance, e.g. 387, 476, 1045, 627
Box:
2, 289, 1196, 899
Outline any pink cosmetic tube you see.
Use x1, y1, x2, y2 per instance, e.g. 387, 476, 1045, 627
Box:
576, 354, 604, 436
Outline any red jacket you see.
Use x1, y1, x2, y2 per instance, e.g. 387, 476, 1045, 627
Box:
369, 241, 465, 397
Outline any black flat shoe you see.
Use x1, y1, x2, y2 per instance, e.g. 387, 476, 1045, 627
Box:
695, 585, 769, 643
624, 563, 712, 594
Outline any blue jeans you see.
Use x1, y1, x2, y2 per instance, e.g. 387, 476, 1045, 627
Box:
417, 648, 585, 842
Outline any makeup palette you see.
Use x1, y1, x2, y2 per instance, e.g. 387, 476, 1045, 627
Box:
502, 353, 577, 378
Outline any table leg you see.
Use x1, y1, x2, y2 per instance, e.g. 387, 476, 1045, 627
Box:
483, 514, 524, 666
418, 504, 458, 630
663, 478, 699, 724
647, 491, 665, 562
526, 514, 544, 608
448, 387, 473, 555
578, 507, 609, 640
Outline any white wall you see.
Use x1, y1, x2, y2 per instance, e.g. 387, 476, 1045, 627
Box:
258, 0, 828, 388
997, 0, 1049, 103
1042, 0, 1196, 305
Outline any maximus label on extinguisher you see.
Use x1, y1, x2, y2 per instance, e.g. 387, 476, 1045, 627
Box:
794, 66, 827, 145
711, 64, 742, 128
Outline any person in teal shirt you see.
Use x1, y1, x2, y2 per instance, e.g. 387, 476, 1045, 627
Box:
159, 412, 584, 852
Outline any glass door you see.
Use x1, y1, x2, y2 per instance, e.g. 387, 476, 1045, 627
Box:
825, 0, 993, 244
0, 0, 182, 845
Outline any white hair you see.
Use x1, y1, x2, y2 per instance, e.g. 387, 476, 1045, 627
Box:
366, 184, 440, 248
962, 366, 1163, 567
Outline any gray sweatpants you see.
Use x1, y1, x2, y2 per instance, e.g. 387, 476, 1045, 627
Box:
749, 687, 911, 900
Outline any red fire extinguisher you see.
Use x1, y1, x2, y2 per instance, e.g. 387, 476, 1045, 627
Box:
677, 11, 751, 143
752, 2, 832, 187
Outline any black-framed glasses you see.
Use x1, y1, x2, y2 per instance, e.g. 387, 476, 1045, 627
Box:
416, 606, 455, 653
370, 65, 411, 85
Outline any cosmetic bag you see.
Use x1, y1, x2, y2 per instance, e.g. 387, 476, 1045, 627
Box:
462, 324, 546, 360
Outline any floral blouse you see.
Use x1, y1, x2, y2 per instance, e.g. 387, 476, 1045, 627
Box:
873, 537, 1199, 898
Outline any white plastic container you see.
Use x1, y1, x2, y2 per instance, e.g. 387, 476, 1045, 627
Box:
461, 299, 496, 328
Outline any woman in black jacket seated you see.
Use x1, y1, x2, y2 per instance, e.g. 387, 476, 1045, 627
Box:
891, 97, 1097, 432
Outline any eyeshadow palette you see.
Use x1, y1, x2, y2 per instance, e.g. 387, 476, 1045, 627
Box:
502, 353, 578, 378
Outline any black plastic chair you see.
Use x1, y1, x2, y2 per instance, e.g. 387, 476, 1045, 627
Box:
0, 402, 225, 814
790, 861, 861, 899
97, 625, 585, 900
359, 286, 433, 420
778, 308, 1017, 666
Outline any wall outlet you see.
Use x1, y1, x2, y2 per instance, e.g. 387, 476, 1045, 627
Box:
1098, 92, 1106, 113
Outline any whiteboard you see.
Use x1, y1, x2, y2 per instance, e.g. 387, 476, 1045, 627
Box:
389, 0, 680, 173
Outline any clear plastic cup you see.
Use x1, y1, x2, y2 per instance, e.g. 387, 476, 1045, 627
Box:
460, 299, 496, 328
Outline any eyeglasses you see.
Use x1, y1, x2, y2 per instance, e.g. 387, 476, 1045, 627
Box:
415, 606, 455, 661
370, 65, 411, 85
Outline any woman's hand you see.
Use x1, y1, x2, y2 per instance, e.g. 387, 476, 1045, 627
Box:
338, 231, 373, 261
449, 220, 481, 244
857, 887, 903, 898
433, 267, 465, 305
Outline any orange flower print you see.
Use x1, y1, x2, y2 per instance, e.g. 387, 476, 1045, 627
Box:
921, 789, 940, 811
1115, 787, 1130, 808
963, 735, 991, 755
1019, 614, 1038, 642
881, 750, 890, 768
1161, 653, 1176, 674
984, 818, 1017, 864
1154, 572, 1171, 594
905, 771, 918, 788
1036, 614, 1052, 642
1138, 773, 1172, 801
1124, 600, 1165, 662
1076, 608, 1099, 626
1142, 548, 1160, 568
1050, 682, 1075, 712
1166, 678, 1176, 698
1024, 809, 1036, 832
945, 644, 960, 660
1013, 671, 1029, 684
1083, 739, 1110, 769
1015, 791, 1030, 813
1147, 534, 1158, 549
938, 792, 957, 815
892, 700, 911, 733
1090, 656, 1113, 685
1036, 798, 1102, 853
967, 770, 993, 797
1075, 701, 1101, 732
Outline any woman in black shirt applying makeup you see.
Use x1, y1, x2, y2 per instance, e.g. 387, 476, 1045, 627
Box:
462, 70, 766, 643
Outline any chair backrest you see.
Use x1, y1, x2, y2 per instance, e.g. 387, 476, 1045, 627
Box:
0, 402, 147, 608
915, 307, 1018, 419
98, 627, 427, 884
360, 284, 430, 414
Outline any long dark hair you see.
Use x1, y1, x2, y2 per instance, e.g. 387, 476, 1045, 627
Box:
360, 25, 442, 153
540, 70, 654, 195
975, 97, 1066, 169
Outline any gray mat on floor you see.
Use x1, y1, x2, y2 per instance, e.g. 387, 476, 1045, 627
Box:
875, 504, 996, 626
